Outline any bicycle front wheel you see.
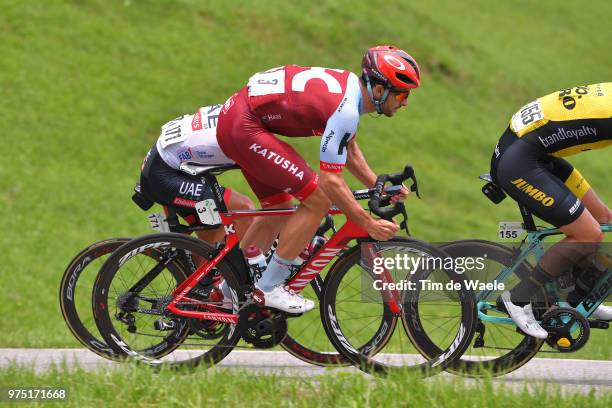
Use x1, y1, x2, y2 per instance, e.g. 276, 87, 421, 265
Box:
436, 240, 547, 377
321, 237, 476, 376
60, 238, 130, 360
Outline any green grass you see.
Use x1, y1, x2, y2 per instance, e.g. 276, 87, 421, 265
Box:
1, 364, 609, 407
1, 0, 610, 361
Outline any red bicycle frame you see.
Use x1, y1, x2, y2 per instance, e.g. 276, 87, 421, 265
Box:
165, 207, 403, 323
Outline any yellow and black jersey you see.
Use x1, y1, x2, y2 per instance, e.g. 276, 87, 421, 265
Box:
509, 82, 612, 157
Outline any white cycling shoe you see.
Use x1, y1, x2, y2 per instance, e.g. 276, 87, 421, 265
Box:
500, 291, 548, 339
253, 285, 315, 314
590, 304, 612, 321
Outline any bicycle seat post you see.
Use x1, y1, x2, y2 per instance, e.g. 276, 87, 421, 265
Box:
203, 174, 228, 213
518, 203, 537, 232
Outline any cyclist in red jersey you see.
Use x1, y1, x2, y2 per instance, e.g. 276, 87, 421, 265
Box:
217, 46, 420, 312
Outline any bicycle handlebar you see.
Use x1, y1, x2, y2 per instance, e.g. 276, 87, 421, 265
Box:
368, 165, 420, 235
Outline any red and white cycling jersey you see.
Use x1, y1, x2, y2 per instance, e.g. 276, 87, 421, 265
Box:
243, 65, 362, 172
216, 65, 363, 206
156, 105, 235, 169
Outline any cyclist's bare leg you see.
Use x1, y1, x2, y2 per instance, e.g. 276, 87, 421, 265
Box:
539, 209, 604, 277
580, 188, 612, 224
239, 200, 293, 253
275, 186, 331, 260
254, 187, 330, 310
227, 190, 256, 241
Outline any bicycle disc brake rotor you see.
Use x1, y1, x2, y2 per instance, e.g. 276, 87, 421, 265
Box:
541, 307, 590, 352
238, 303, 288, 348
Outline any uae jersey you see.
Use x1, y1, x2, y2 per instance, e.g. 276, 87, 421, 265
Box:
156, 104, 235, 169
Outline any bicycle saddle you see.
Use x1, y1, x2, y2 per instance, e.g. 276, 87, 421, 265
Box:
179, 163, 241, 176
479, 173, 494, 184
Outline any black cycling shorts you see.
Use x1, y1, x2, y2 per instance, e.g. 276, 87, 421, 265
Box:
140, 145, 229, 224
490, 127, 589, 227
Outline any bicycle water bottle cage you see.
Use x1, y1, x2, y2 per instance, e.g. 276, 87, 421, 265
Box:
132, 183, 155, 211
479, 173, 506, 204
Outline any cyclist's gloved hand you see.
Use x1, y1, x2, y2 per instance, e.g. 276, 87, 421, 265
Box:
367, 219, 398, 241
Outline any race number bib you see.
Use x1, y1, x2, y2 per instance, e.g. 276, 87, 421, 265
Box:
159, 116, 188, 148
498, 221, 525, 240
247, 67, 285, 96
196, 199, 221, 226
510, 100, 543, 134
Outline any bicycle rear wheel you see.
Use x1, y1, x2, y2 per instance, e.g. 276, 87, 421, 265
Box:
93, 233, 243, 368
321, 238, 476, 376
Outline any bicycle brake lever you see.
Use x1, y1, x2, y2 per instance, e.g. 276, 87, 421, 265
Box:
397, 202, 410, 236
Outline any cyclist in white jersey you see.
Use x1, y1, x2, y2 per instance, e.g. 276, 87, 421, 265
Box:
140, 104, 254, 243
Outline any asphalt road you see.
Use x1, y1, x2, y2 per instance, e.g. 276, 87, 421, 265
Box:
2, 349, 610, 394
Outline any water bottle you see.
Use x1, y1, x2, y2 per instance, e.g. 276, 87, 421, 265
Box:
245, 245, 267, 283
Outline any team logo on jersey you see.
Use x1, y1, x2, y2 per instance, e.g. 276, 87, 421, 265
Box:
221, 94, 236, 114
510, 178, 555, 206
569, 198, 581, 215
191, 111, 203, 131
248, 143, 305, 180
562, 97, 576, 110
538, 126, 597, 148
179, 181, 204, 198
261, 113, 282, 122
321, 130, 334, 152
178, 149, 193, 161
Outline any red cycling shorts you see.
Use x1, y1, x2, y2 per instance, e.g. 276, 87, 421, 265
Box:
216, 88, 318, 207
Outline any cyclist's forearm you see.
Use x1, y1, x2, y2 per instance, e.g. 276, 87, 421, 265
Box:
319, 171, 374, 228
346, 140, 377, 187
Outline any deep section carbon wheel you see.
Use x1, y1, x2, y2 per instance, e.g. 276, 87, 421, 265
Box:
321, 237, 476, 376
93, 233, 243, 369
60, 238, 130, 360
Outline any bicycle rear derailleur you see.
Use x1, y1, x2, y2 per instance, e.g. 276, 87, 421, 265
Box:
237, 301, 288, 349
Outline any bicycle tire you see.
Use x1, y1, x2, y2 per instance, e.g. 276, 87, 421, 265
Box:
280, 275, 349, 366
434, 239, 547, 377
321, 237, 477, 376
59, 238, 130, 360
93, 233, 244, 368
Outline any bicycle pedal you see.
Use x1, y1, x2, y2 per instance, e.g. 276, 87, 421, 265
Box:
588, 319, 609, 329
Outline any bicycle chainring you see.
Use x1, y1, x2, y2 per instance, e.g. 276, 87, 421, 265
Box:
541, 307, 590, 352
237, 303, 288, 349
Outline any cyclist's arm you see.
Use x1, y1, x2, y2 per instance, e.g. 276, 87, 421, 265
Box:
345, 139, 377, 188
319, 170, 377, 229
